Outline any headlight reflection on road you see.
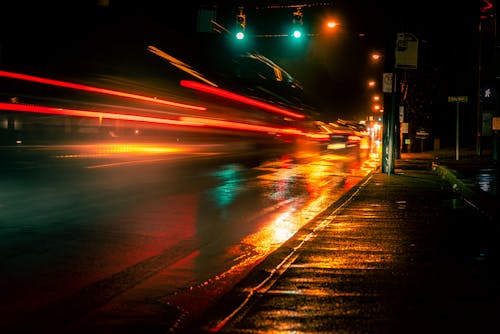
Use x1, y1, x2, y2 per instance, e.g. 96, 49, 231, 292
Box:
207, 164, 244, 210
54, 143, 189, 160
242, 209, 299, 255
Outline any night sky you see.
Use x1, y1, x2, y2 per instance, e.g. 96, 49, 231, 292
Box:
1, 1, 487, 142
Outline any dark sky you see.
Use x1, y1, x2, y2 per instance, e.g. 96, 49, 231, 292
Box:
1, 1, 484, 123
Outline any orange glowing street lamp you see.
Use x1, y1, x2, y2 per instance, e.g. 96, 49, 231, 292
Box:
326, 20, 337, 29
370, 52, 382, 62
320, 16, 339, 35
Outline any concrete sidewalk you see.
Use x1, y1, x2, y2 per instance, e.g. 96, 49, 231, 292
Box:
187, 152, 499, 333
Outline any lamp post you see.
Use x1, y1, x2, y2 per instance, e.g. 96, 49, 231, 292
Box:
381, 32, 418, 175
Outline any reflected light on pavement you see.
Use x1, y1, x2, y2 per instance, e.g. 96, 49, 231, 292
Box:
54, 143, 188, 159
240, 154, 370, 262
242, 209, 299, 255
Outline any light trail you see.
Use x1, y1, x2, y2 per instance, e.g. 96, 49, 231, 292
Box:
0, 70, 206, 111
179, 116, 304, 136
180, 80, 306, 119
0, 102, 307, 137
147, 45, 218, 87
0, 102, 204, 126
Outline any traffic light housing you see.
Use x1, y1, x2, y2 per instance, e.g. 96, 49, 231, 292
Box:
291, 8, 303, 38
235, 8, 246, 40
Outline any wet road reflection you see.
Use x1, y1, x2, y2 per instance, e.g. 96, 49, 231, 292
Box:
0, 142, 378, 333
475, 168, 497, 195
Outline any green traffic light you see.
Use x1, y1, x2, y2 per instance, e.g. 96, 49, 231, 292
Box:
292, 30, 302, 38
236, 31, 245, 40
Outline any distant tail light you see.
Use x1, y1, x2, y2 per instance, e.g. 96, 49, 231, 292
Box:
306, 133, 330, 141
347, 135, 361, 143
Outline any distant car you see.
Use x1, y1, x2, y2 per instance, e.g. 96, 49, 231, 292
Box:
330, 120, 370, 150
306, 120, 360, 151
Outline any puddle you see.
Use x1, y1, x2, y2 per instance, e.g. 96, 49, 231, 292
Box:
475, 168, 498, 196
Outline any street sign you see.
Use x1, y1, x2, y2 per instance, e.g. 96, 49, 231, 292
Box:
395, 33, 418, 69
399, 106, 404, 122
448, 96, 468, 103
382, 73, 393, 93
401, 122, 408, 134
493, 117, 500, 130
448, 96, 468, 160
416, 128, 430, 139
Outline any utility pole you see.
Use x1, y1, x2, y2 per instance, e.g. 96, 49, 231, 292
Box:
382, 34, 397, 175
382, 32, 418, 175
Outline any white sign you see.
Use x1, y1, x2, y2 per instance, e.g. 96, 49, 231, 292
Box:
382, 73, 393, 93
395, 33, 418, 69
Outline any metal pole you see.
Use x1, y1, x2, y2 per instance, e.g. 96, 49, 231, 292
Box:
382, 31, 397, 175
456, 101, 460, 160
387, 70, 397, 175
382, 71, 397, 175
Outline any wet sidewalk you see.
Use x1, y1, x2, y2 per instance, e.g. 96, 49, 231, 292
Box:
187, 151, 499, 333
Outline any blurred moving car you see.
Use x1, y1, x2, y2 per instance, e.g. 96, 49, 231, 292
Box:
1, 22, 327, 168
333, 119, 370, 150
305, 120, 362, 152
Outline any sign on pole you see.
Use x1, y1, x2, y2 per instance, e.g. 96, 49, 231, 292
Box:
382, 73, 393, 93
493, 117, 500, 131
447, 96, 468, 103
395, 33, 418, 69
448, 96, 468, 160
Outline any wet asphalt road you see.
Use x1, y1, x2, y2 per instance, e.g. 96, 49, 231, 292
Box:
0, 143, 375, 334
187, 158, 500, 334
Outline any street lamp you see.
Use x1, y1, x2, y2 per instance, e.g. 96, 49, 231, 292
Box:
326, 20, 338, 29
370, 51, 383, 63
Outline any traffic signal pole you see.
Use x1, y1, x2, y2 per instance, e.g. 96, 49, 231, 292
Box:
382, 70, 397, 175
382, 33, 397, 175
383, 31, 418, 175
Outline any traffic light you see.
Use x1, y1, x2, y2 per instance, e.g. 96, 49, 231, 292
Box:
291, 8, 303, 38
480, 0, 494, 20
235, 7, 246, 40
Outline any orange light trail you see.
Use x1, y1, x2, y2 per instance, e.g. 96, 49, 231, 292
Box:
0, 70, 206, 111
0, 102, 204, 126
305, 132, 330, 140
180, 80, 306, 119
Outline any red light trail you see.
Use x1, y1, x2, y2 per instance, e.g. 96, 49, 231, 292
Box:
0, 70, 311, 138
0, 102, 203, 126
0, 70, 206, 111
180, 80, 306, 119
0, 102, 307, 137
